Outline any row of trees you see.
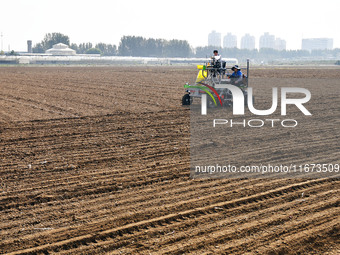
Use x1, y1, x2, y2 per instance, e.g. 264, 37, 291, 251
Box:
32, 33, 191, 57
32, 33, 117, 55
118, 36, 191, 57
69, 43, 117, 55
32, 33, 340, 61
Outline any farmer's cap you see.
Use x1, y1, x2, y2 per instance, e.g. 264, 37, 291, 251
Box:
231, 65, 241, 70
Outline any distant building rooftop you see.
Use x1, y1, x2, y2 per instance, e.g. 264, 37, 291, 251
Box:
45, 43, 76, 56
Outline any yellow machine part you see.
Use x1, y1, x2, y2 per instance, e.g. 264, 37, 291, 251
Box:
196, 69, 207, 83
195, 65, 207, 83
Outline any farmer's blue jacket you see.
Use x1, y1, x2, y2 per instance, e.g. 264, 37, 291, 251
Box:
230, 70, 242, 77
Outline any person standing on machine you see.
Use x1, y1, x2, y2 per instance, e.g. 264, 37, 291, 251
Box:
211, 50, 222, 69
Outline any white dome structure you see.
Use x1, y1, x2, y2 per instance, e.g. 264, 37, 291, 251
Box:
45, 43, 76, 56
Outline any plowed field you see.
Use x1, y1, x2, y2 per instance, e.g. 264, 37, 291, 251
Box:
0, 66, 339, 254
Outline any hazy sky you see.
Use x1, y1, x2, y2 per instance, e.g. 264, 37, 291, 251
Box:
1, 0, 339, 51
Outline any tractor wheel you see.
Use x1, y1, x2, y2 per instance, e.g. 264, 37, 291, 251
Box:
182, 94, 192, 105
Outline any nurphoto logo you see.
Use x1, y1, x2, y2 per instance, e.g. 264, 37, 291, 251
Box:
200, 85, 312, 128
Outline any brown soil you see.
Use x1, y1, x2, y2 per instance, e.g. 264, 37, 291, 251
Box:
0, 66, 339, 254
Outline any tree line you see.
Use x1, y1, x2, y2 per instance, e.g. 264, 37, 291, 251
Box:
32, 33, 340, 61
33, 33, 117, 56
32, 33, 191, 57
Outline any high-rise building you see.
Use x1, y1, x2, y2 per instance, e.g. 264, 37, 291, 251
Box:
259, 32, 275, 49
208, 30, 221, 47
301, 38, 333, 51
223, 33, 237, 48
240, 34, 255, 50
275, 38, 286, 51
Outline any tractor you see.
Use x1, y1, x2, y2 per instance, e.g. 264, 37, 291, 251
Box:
182, 58, 252, 108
